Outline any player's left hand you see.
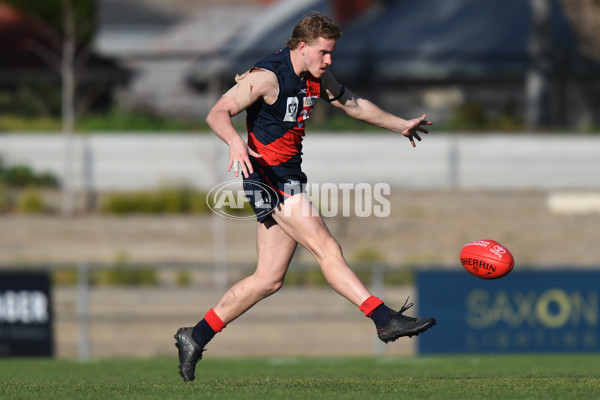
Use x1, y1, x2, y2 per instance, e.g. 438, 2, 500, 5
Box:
401, 114, 432, 147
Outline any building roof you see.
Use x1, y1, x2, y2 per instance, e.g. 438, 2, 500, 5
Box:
335, 0, 577, 80
96, 0, 179, 28
189, 0, 594, 85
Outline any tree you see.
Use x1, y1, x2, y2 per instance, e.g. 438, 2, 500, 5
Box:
561, 0, 600, 61
526, 0, 554, 129
4, 0, 95, 214
2, 0, 95, 43
560, 0, 600, 128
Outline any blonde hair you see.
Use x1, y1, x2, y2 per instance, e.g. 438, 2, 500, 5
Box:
286, 12, 342, 49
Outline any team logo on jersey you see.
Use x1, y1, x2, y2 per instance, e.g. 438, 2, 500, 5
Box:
283, 97, 299, 122
303, 96, 318, 107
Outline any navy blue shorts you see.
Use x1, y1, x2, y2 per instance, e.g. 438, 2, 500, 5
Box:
243, 161, 306, 223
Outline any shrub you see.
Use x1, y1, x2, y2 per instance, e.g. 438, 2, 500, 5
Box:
190, 192, 211, 213
99, 186, 211, 214
91, 267, 158, 286
0, 182, 13, 212
0, 156, 59, 188
89, 251, 158, 286
53, 269, 79, 286
175, 269, 193, 287
352, 246, 384, 262
16, 188, 46, 213
284, 269, 327, 287
447, 100, 526, 131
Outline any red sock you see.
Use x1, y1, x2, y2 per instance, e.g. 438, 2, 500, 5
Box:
359, 296, 384, 317
204, 308, 226, 333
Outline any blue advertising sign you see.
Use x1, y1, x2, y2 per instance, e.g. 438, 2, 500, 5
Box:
0, 271, 53, 357
417, 270, 599, 353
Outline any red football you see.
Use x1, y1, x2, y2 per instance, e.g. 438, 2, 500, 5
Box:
460, 239, 514, 279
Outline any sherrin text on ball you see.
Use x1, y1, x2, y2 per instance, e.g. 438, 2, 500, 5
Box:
460, 239, 514, 279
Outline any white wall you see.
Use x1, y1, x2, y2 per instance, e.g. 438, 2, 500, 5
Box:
1, 132, 599, 191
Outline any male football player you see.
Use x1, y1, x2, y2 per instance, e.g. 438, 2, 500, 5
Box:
175, 12, 436, 382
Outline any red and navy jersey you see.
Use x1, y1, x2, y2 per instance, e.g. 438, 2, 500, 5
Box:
246, 47, 321, 176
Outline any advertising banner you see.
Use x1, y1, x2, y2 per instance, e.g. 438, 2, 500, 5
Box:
0, 271, 53, 357
418, 270, 599, 353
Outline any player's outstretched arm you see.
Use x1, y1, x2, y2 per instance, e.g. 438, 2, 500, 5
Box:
321, 70, 432, 147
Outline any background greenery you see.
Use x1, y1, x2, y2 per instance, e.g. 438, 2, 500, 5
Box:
4, 107, 599, 133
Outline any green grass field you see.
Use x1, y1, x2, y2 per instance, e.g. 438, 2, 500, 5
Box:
1, 355, 599, 399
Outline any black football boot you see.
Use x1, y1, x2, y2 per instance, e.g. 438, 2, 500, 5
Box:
174, 327, 205, 382
376, 298, 436, 343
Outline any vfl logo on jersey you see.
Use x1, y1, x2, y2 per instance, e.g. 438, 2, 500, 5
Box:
283, 97, 299, 122
303, 96, 318, 107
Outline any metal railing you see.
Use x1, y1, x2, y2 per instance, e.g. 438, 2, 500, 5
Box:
6, 261, 412, 359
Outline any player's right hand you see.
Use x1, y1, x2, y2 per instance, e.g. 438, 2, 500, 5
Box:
228, 136, 262, 178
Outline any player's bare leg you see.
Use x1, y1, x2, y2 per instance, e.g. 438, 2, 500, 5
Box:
271, 193, 372, 306
271, 193, 436, 342
213, 217, 298, 323
175, 217, 296, 382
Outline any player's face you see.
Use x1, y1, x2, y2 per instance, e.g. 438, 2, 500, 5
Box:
302, 37, 336, 78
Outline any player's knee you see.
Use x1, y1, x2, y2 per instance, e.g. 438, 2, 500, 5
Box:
314, 236, 343, 260
256, 275, 284, 297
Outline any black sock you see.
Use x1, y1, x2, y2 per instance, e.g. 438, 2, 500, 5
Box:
370, 304, 393, 327
192, 319, 216, 349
